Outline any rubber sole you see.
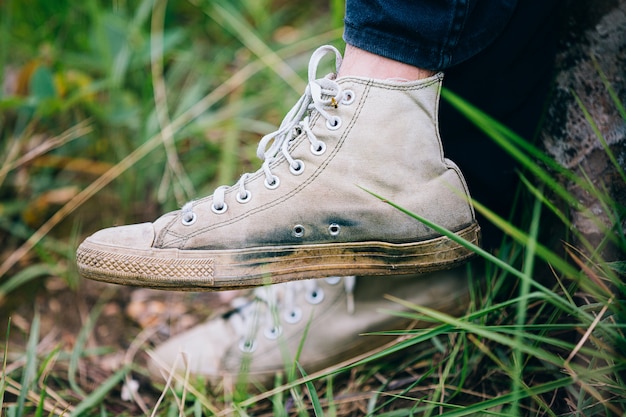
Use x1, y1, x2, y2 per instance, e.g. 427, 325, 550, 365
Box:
76, 223, 480, 291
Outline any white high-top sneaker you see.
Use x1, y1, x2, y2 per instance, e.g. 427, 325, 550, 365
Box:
147, 267, 472, 388
76, 45, 479, 291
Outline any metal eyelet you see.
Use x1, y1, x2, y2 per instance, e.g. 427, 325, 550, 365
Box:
289, 159, 304, 176
292, 224, 305, 238
236, 190, 251, 204
326, 116, 341, 130
284, 307, 302, 324
341, 90, 355, 105
264, 175, 280, 190
292, 126, 303, 137
305, 288, 325, 305
181, 212, 197, 226
264, 325, 282, 340
211, 202, 228, 214
310, 141, 326, 156
239, 338, 257, 353
329, 223, 341, 236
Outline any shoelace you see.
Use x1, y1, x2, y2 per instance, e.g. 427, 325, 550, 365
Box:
180, 45, 354, 224
224, 276, 356, 353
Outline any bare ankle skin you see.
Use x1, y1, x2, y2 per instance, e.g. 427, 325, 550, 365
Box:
338, 44, 436, 80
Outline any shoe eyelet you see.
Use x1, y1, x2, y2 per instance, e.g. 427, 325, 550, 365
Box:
341, 90, 355, 105
328, 223, 341, 236
236, 190, 251, 204
181, 212, 197, 226
284, 307, 302, 324
310, 141, 326, 156
326, 116, 341, 130
305, 288, 325, 305
264, 175, 280, 190
292, 224, 305, 238
211, 202, 228, 214
264, 325, 282, 340
292, 126, 303, 137
289, 159, 304, 176
239, 338, 257, 353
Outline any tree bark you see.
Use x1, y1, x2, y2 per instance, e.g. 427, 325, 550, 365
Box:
541, 0, 626, 262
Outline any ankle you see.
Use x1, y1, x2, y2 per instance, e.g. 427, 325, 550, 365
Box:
338, 44, 436, 80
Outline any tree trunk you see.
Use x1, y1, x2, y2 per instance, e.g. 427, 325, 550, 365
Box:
541, 0, 626, 262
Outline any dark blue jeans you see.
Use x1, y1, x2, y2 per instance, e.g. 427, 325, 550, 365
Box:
344, 0, 517, 70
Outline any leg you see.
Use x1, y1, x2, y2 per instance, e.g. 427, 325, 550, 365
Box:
337, 44, 435, 80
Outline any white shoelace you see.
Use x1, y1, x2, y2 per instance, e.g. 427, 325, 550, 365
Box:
181, 45, 354, 224
224, 276, 356, 353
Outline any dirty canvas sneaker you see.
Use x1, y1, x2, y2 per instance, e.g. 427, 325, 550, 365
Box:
147, 267, 472, 387
76, 45, 480, 291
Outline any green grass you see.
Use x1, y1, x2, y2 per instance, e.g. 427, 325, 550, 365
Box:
1, 0, 625, 416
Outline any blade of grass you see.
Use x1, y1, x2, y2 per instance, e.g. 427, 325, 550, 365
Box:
296, 363, 324, 417
424, 333, 465, 417
437, 375, 574, 417
209, 3, 305, 93
510, 190, 543, 417
591, 55, 626, 122
271, 372, 288, 417
325, 374, 337, 417
441, 88, 584, 207
69, 366, 130, 417
368, 363, 437, 416
36, 347, 67, 414
33, 381, 46, 417
0, 0, 11, 101
375, 322, 622, 363
148, 350, 221, 416
68, 289, 111, 397
0, 317, 10, 413
572, 89, 626, 185
0, 264, 55, 305
291, 312, 314, 382
151, 0, 194, 205
114, 0, 154, 87
467, 334, 557, 417
4, 375, 74, 416
16, 311, 40, 416
0, 120, 92, 180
